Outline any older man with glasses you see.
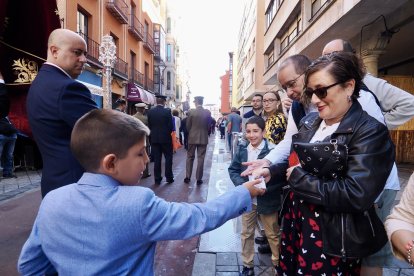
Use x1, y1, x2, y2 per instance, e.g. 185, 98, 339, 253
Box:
241, 53, 384, 183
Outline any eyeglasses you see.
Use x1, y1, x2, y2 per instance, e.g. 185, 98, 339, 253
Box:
262, 98, 278, 104
281, 73, 303, 91
304, 82, 342, 99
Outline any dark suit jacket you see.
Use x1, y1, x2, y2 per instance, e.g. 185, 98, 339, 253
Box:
27, 64, 97, 197
187, 106, 210, 145
0, 83, 9, 118
147, 105, 173, 144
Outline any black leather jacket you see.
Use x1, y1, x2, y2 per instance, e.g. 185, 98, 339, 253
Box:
272, 101, 395, 259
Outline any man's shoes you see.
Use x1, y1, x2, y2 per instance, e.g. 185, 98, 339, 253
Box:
142, 173, 151, 179
254, 236, 268, 245
240, 266, 254, 276
184, 178, 190, 183
258, 243, 271, 254
2, 174, 17, 179
196, 180, 203, 185
167, 178, 174, 184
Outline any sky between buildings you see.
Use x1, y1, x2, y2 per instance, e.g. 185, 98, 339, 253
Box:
169, 0, 244, 107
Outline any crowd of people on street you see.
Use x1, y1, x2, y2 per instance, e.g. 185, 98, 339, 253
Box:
0, 27, 413, 276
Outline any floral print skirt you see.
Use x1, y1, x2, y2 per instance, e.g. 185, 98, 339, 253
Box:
276, 191, 361, 276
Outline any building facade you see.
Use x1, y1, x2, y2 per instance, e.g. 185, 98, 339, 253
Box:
57, 0, 180, 113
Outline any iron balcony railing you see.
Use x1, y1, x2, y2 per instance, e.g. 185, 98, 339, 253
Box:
78, 32, 102, 66
106, 0, 128, 24
145, 77, 154, 92
130, 68, 144, 87
128, 14, 144, 41
143, 32, 155, 54
114, 57, 128, 79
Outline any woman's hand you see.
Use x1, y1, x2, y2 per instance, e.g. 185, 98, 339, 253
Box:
241, 159, 270, 177
286, 165, 301, 180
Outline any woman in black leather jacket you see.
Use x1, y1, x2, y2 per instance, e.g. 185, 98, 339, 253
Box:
275, 52, 395, 275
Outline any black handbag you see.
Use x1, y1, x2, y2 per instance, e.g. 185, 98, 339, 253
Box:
293, 139, 348, 179
0, 117, 17, 136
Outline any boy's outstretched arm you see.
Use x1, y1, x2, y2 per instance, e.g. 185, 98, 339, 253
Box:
139, 179, 264, 242
18, 218, 56, 276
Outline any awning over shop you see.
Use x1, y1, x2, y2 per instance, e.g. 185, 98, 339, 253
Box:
77, 80, 103, 96
127, 82, 155, 105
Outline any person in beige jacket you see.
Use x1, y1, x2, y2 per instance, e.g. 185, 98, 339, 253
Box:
385, 172, 414, 264
184, 96, 211, 185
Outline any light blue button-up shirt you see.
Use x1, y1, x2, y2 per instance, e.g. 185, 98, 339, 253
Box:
18, 173, 251, 275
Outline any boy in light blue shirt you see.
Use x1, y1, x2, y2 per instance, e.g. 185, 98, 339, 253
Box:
18, 109, 264, 275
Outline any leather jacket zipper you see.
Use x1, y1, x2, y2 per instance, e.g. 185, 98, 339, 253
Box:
279, 185, 291, 228
341, 213, 346, 261
364, 210, 375, 236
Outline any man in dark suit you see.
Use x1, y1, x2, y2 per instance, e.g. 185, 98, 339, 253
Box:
147, 95, 174, 184
27, 29, 97, 197
184, 96, 211, 185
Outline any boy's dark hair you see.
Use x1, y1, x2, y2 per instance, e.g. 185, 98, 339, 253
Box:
71, 109, 150, 172
172, 109, 179, 116
245, 116, 265, 131
253, 93, 263, 99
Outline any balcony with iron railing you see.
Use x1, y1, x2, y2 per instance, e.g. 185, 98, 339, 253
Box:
128, 14, 144, 41
106, 0, 128, 24
114, 57, 128, 79
78, 32, 102, 67
145, 77, 154, 92
130, 68, 144, 87
143, 32, 155, 54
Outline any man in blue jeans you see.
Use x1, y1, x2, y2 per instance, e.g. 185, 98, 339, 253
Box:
0, 72, 17, 178
226, 107, 242, 152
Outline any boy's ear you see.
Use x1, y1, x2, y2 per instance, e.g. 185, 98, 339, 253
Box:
101, 154, 117, 174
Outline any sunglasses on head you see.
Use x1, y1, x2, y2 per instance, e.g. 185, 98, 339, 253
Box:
304, 82, 342, 99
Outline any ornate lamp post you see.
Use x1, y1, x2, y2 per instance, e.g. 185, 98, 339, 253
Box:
99, 35, 117, 109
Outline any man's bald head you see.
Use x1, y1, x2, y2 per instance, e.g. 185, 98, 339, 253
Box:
322, 39, 356, 55
46, 29, 88, 78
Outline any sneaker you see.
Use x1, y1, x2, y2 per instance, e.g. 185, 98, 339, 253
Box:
167, 178, 174, 184
184, 178, 190, 183
196, 179, 203, 185
240, 266, 254, 276
254, 236, 268, 245
257, 243, 271, 254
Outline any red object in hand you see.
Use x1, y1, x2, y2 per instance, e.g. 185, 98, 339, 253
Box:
289, 151, 300, 167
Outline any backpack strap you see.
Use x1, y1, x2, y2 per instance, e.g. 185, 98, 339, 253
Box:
361, 82, 381, 108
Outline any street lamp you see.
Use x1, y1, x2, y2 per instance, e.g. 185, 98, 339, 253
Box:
99, 35, 117, 109
158, 62, 166, 95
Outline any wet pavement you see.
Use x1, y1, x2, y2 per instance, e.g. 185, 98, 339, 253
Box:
1, 134, 414, 275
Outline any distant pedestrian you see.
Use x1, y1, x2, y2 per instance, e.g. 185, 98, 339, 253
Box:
0, 71, 18, 178
18, 108, 265, 276
226, 107, 242, 151
134, 102, 150, 178
218, 116, 227, 139
27, 28, 97, 197
147, 95, 174, 184
114, 98, 126, 113
180, 112, 188, 150
184, 96, 211, 185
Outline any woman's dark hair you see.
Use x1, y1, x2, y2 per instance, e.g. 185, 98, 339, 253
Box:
304, 51, 366, 102
172, 109, 179, 116
245, 116, 266, 131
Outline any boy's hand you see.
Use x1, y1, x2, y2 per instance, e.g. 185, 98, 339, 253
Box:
243, 179, 266, 198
